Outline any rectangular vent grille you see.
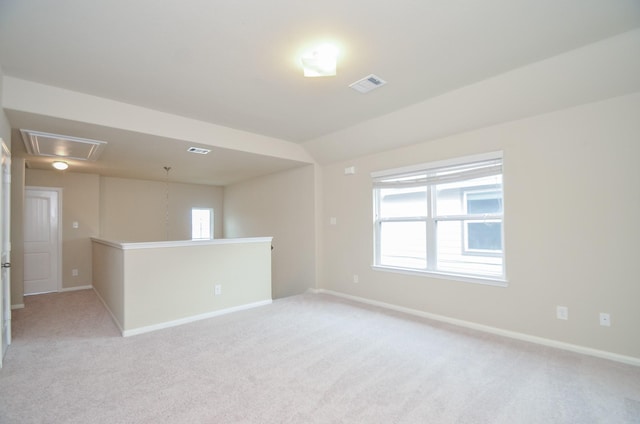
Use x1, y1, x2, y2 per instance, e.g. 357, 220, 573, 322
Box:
349, 74, 387, 93
187, 147, 211, 155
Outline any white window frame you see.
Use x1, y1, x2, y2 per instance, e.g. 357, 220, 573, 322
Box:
191, 208, 214, 240
371, 152, 506, 286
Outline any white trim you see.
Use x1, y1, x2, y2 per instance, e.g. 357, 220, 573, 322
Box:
59, 285, 93, 292
20, 129, 107, 161
11, 304, 24, 310
91, 236, 273, 250
122, 299, 273, 337
372, 265, 507, 287
313, 289, 640, 367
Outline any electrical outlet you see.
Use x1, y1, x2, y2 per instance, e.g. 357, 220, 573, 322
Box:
599, 313, 611, 327
556, 306, 568, 320
353, 274, 359, 284
72, 269, 79, 277
214, 284, 222, 296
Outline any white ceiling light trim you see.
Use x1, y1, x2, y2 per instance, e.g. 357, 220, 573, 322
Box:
349, 74, 387, 93
20, 129, 107, 161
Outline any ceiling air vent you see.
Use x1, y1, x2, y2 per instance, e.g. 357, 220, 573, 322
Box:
187, 147, 211, 155
349, 74, 387, 93
20, 129, 107, 161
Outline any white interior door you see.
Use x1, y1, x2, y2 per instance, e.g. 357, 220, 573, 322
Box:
1, 140, 12, 365
24, 188, 61, 295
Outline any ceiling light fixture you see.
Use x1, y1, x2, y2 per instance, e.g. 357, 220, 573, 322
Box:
52, 161, 69, 170
301, 44, 338, 77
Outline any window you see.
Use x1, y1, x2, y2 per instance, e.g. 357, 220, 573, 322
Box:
191, 208, 213, 240
463, 190, 502, 254
372, 152, 504, 282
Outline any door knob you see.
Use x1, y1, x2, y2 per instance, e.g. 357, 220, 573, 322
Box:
1, 263, 10, 268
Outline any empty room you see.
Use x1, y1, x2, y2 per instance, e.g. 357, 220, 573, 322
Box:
0, 1, 639, 423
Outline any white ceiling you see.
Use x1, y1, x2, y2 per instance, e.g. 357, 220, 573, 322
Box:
1, 0, 639, 185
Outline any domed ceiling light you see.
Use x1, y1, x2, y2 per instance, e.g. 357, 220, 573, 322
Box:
52, 161, 69, 170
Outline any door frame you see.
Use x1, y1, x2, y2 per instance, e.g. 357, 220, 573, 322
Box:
24, 186, 63, 295
1, 139, 11, 366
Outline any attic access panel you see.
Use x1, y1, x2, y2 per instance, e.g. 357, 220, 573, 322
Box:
20, 129, 107, 161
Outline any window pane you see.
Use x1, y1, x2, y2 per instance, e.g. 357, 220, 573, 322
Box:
467, 190, 502, 214
435, 175, 502, 216
192, 208, 212, 240
379, 221, 426, 269
379, 187, 427, 218
467, 221, 502, 250
437, 220, 503, 277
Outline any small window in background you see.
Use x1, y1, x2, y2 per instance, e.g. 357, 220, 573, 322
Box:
192, 208, 213, 240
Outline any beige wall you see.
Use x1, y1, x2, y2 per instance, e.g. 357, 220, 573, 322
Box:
320, 92, 640, 359
100, 176, 223, 242
124, 241, 271, 331
26, 170, 100, 289
91, 240, 125, 327
92, 238, 272, 334
21, 170, 223, 294
224, 165, 317, 298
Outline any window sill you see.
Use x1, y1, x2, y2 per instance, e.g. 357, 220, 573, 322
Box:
371, 265, 508, 288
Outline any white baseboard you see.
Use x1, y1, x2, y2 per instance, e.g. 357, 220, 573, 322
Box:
13, 288, 97, 309
122, 299, 273, 337
60, 285, 93, 292
311, 288, 640, 367
93, 286, 272, 337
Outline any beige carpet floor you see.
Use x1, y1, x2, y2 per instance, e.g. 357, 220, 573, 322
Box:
0, 289, 639, 423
